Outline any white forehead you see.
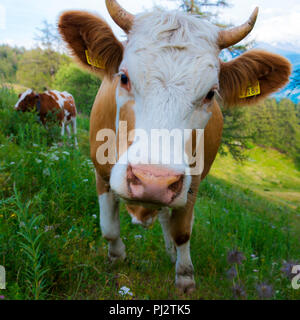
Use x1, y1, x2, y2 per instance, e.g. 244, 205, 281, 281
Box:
122, 10, 220, 98
14, 89, 33, 109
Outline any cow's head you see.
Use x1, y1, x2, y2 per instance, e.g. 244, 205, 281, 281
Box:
15, 89, 39, 112
59, 1, 291, 209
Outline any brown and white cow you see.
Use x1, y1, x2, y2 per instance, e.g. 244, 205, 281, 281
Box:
15, 89, 78, 146
58, 1, 291, 293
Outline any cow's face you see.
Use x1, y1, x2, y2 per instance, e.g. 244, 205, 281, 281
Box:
15, 89, 38, 112
110, 12, 220, 208
59, 2, 291, 208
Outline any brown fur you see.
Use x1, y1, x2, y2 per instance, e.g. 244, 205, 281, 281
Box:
58, 11, 124, 78
220, 49, 291, 107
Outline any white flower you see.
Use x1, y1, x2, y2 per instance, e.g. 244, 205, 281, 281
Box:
43, 168, 50, 176
62, 151, 70, 156
92, 214, 97, 219
35, 159, 42, 164
33, 144, 39, 147
119, 286, 133, 296
83, 179, 88, 182
45, 225, 54, 232
50, 154, 59, 161
134, 235, 142, 239
10, 162, 15, 165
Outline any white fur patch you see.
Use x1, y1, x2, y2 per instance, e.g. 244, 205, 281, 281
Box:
14, 89, 33, 109
110, 10, 220, 207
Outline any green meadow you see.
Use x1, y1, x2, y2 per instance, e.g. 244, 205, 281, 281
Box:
0, 87, 300, 300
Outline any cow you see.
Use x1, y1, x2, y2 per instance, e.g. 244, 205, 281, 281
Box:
14, 89, 78, 146
58, 0, 291, 293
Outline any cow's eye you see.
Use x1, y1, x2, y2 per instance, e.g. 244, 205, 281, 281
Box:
205, 90, 215, 101
121, 74, 128, 85
120, 71, 131, 92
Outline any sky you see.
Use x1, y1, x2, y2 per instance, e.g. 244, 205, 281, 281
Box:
0, 0, 300, 51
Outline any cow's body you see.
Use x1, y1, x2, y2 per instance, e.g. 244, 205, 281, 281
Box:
59, 1, 291, 293
15, 89, 78, 145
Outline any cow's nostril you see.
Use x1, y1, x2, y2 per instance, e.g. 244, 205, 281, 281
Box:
168, 175, 183, 195
127, 165, 142, 185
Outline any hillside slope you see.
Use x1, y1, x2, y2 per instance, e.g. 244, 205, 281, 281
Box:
0, 88, 300, 300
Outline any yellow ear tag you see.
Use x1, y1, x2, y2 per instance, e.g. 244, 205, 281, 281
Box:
239, 81, 261, 98
85, 50, 105, 69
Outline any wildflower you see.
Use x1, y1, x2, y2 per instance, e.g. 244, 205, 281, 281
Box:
253, 269, 259, 273
43, 168, 50, 176
281, 261, 300, 280
232, 284, 247, 299
62, 151, 70, 156
0, 295, 5, 299
92, 214, 97, 219
33, 144, 39, 147
35, 159, 42, 164
44, 225, 54, 232
50, 154, 59, 161
227, 250, 246, 265
134, 235, 142, 239
256, 283, 273, 299
10, 162, 15, 165
83, 179, 88, 182
226, 266, 237, 279
119, 286, 133, 297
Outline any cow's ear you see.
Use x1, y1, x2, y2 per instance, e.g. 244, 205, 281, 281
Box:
219, 49, 291, 107
58, 11, 123, 78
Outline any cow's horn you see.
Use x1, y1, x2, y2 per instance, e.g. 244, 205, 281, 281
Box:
105, 0, 134, 33
218, 7, 259, 49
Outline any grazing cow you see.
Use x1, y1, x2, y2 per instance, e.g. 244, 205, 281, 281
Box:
15, 89, 78, 146
58, 0, 291, 293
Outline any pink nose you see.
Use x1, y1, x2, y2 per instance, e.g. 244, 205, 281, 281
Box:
127, 164, 184, 205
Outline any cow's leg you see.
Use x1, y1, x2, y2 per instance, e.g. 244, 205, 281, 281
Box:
170, 207, 195, 293
96, 173, 126, 262
61, 122, 65, 136
65, 123, 71, 137
158, 207, 176, 263
71, 116, 78, 147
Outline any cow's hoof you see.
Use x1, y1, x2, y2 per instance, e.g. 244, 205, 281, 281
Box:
108, 250, 126, 263
176, 277, 196, 294
108, 239, 126, 263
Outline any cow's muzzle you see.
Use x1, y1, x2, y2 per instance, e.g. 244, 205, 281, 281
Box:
127, 164, 184, 206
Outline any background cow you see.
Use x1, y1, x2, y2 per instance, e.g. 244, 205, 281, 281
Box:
58, 0, 291, 293
15, 89, 78, 146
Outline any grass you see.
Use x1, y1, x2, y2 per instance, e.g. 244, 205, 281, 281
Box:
0, 86, 300, 300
